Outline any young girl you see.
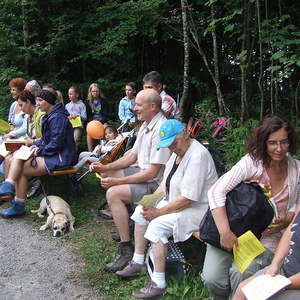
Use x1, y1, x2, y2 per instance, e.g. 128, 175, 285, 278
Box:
65, 86, 87, 151
86, 83, 108, 152
118, 82, 136, 132
73, 125, 119, 170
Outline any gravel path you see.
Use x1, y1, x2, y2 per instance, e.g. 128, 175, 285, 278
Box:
0, 217, 102, 300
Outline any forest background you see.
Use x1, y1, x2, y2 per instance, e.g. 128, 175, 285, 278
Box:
0, 0, 300, 165
0, 1, 300, 298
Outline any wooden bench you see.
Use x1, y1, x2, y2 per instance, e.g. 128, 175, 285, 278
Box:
42, 167, 83, 199
50, 168, 78, 176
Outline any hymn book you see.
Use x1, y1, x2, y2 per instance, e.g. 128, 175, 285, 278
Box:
137, 192, 164, 207
242, 274, 291, 300
4, 139, 26, 152
13, 145, 35, 160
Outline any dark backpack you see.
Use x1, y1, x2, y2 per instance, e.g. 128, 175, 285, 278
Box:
199, 182, 274, 250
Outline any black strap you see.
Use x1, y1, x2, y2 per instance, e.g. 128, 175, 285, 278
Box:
40, 181, 56, 216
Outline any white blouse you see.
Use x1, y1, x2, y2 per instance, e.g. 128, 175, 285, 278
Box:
162, 139, 218, 242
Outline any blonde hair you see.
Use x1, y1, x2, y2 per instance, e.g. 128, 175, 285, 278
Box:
56, 90, 64, 104
87, 83, 105, 105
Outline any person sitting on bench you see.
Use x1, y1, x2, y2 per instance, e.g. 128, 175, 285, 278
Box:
0, 89, 76, 217
116, 119, 218, 299
73, 125, 119, 171
90, 89, 171, 273
233, 211, 300, 300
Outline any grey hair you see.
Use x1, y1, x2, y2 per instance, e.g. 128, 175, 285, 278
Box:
25, 80, 42, 96
176, 131, 189, 140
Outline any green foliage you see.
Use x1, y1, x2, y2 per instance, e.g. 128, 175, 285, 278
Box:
219, 119, 259, 170
262, 14, 300, 82
0, 0, 299, 121
0, 67, 24, 119
165, 275, 209, 300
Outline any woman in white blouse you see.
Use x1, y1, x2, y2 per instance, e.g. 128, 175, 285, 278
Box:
5, 77, 28, 140
115, 119, 218, 299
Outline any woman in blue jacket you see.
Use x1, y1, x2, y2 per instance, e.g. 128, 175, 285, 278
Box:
0, 89, 76, 217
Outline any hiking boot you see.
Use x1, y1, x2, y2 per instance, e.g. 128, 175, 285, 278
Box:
104, 242, 134, 273
116, 260, 146, 279
112, 232, 121, 242
133, 280, 166, 299
26, 178, 42, 198
0, 181, 15, 201
97, 208, 113, 220
0, 199, 25, 218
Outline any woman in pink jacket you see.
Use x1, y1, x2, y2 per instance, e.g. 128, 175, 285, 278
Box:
202, 115, 300, 300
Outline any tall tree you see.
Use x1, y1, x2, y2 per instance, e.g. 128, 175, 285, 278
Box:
180, 0, 190, 119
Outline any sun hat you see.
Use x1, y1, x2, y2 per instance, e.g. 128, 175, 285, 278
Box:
157, 119, 185, 149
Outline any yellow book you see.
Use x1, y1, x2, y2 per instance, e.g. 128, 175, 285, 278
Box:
69, 116, 82, 128
0, 119, 11, 135
233, 230, 265, 273
137, 192, 164, 207
95, 172, 102, 179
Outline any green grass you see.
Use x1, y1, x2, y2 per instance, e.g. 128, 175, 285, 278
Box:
24, 172, 209, 299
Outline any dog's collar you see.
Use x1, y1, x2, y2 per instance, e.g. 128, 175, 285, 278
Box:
54, 211, 66, 217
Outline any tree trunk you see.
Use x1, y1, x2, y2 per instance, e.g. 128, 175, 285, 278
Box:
270, 60, 274, 114
295, 79, 300, 121
188, 4, 227, 116
256, 0, 264, 120
21, 0, 29, 74
210, 4, 227, 116
240, 0, 249, 122
180, 0, 190, 120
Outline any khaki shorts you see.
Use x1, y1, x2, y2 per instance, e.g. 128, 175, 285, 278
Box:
124, 167, 159, 203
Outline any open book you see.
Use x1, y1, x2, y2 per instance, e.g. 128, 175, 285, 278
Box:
13, 145, 35, 160
4, 139, 26, 152
242, 274, 291, 300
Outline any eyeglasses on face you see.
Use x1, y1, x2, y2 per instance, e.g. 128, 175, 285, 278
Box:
267, 139, 289, 147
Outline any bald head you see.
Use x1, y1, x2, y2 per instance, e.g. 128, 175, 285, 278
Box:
134, 89, 162, 122
136, 89, 162, 110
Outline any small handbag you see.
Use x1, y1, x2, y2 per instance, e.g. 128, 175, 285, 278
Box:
146, 239, 190, 279
199, 182, 274, 250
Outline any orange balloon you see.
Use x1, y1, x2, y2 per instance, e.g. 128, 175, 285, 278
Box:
86, 120, 105, 139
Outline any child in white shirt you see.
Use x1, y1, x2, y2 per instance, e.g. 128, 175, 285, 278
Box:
73, 125, 119, 170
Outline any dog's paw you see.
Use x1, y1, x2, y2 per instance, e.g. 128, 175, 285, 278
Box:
37, 213, 44, 218
30, 209, 38, 213
69, 225, 75, 232
39, 225, 48, 231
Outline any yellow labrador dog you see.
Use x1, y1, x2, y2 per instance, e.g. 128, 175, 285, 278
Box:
31, 195, 75, 237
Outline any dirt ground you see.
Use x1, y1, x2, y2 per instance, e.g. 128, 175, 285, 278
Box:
0, 216, 103, 300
